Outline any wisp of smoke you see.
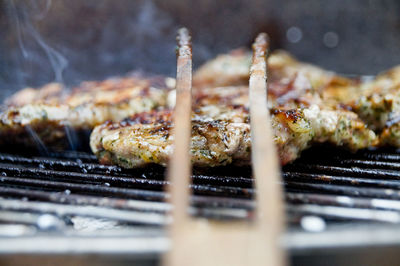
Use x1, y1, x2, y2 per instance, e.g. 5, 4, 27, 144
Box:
9, 0, 68, 85
7, 0, 73, 151
25, 22, 68, 84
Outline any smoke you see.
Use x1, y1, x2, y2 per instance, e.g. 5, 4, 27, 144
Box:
2, 0, 400, 97
1, 0, 266, 99
30, 0, 52, 20
9, 0, 27, 58
25, 125, 49, 155
7, 0, 68, 86
136, 1, 172, 43
25, 22, 68, 84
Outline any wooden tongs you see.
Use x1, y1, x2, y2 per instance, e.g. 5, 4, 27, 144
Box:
165, 29, 287, 266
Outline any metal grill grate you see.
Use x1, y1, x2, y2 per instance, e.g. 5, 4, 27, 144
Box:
2, 147, 400, 223
2, 146, 400, 263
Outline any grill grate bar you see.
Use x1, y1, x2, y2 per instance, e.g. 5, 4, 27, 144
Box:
297, 154, 400, 171
0, 175, 254, 199
358, 151, 400, 162
0, 153, 130, 175
0, 186, 256, 211
296, 147, 400, 162
0, 162, 253, 188
286, 204, 400, 223
0, 197, 167, 225
45, 151, 98, 162
286, 192, 400, 211
0, 163, 166, 187
0, 186, 169, 211
0, 176, 166, 201
285, 163, 400, 180
284, 172, 400, 189
285, 181, 400, 200
329, 159, 400, 171
0, 210, 42, 225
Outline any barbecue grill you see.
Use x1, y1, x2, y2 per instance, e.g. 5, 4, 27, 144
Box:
2, 1, 400, 266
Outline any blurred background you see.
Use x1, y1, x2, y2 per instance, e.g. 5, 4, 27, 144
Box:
0, 0, 399, 100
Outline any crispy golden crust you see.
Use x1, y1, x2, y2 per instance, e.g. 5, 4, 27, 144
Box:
91, 85, 309, 167
91, 85, 376, 168
90, 108, 313, 167
91, 106, 376, 168
92, 117, 251, 168
6, 75, 173, 108
0, 75, 173, 149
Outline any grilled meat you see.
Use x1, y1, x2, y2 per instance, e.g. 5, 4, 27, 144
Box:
318, 65, 400, 147
193, 49, 353, 93
352, 67, 400, 129
1, 74, 174, 149
0, 48, 331, 150
303, 105, 377, 149
195, 49, 400, 150
193, 49, 252, 88
194, 73, 322, 110
90, 107, 312, 167
348, 66, 400, 146
2, 47, 383, 161
91, 85, 376, 168
90, 50, 377, 168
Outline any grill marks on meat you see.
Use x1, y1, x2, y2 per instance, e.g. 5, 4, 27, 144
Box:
90, 107, 309, 167
90, 50, 377, 168
90, 85, 376, 168
1, 75, 173, 149
91, 116, 251, 168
